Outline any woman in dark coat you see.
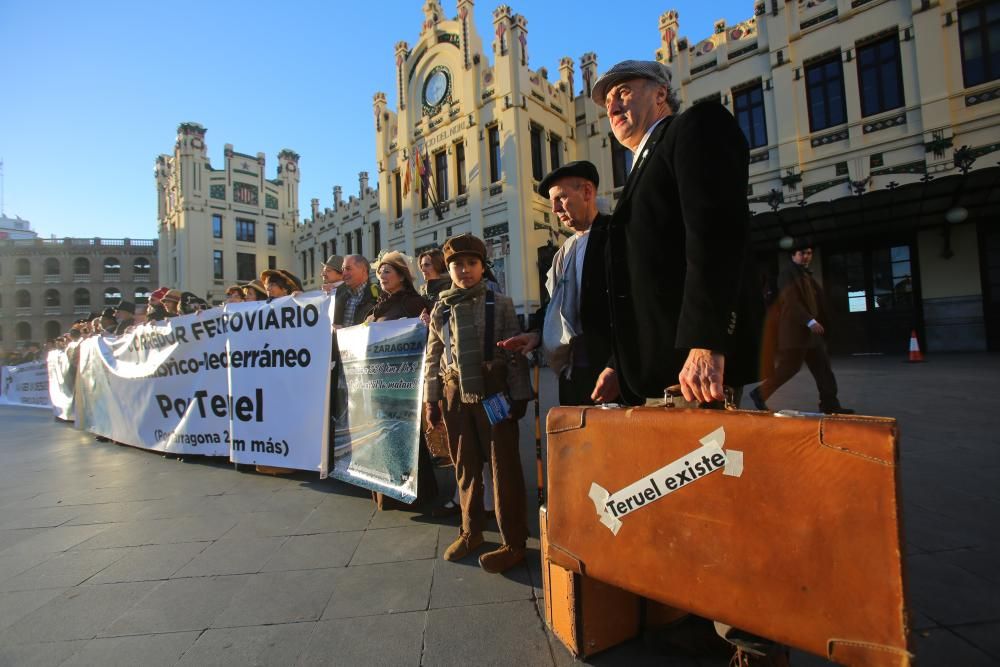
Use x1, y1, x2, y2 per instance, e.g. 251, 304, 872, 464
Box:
417, 248, 453, 304
365, 251, 438, 509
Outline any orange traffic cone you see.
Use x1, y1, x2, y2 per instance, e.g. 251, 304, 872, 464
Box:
908, 330, 924, 362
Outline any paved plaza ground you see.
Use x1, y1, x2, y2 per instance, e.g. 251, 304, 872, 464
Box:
0, 353, 997, 666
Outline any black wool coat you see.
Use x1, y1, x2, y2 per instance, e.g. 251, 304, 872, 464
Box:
605, 101, 763, 404
776, 259, 828, 351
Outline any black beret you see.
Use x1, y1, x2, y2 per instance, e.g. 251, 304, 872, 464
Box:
537, 160, 600, 199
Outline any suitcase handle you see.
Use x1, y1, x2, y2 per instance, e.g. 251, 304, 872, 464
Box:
662, 385, 736, 411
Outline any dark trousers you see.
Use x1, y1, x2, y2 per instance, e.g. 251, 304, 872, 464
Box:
557, 364, 604, 406
757, 339, 840, 410
442, 379, 527, 547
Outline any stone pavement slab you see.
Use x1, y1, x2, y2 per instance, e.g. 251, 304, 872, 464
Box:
321, 559, 434, 620
213, 567, 340, 627
298, 612, 426, 666
86, 542, 210, 584
61, 631, 201, 667
260, 530, 363, 572
422, 600, 552, 666
175, 622, 316, 666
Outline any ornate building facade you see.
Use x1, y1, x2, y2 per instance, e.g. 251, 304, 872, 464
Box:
0, 236, 158, 348
298, 0, 998, 352
156, 123, 299, 297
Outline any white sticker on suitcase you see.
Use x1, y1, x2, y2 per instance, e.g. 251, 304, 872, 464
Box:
588, 426, 742, 535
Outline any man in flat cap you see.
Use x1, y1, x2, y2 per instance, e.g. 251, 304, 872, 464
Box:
499, 160, 616, 406
334, 255, 380, 327
594, 61, 774, 663
321, 254, 345, 294
592, 59, 762, 406
114, 301, 136, 335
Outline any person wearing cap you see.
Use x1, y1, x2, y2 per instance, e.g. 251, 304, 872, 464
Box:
321, 254, 346, 294
749, 243, 852, 414
498, 160, 615, 406
242, 280, 267, 302
261, 269, 303, 299
591, 59, 762, 406
335, 255, 380, 327
423, 233, 533, 574
114, 301, 136, 335
594, 60, 773, 665
149, 287, 169, 306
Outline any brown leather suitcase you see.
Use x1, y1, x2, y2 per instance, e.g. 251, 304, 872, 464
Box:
545, 406, 911, 666
540, 505, 642, 657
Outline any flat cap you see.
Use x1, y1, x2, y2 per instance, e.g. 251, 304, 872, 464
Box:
442, 233, 487, 265
592, 59, 673, 106
100, 307, 117, 320
242, 279, 267, 298
161, 289, 182, 303
115, 300, 136, 314
538, 160, 600, 198
323, 255, 345, 272
375, 250, 414, 284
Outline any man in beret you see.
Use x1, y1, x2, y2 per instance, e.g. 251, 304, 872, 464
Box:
499, 160, 615, 406
592, 59, 762, 406
321, 254, 345, 294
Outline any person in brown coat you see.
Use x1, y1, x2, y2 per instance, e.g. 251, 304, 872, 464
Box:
424, 234, 534, 574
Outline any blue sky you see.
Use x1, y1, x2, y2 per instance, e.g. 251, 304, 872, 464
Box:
1, 0, 751, 240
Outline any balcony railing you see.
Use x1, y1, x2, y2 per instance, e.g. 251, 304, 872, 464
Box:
134, 274, 151, 282
16, 307, 32, 316
15, 275, 31, 284
73, 305, 91, 315
44, 306, 62, 315
73, 274, 90, 283
43, 275, 60, 283
103, 272, 121, 282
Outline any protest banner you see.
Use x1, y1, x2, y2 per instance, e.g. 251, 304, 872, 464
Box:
331, 318, 427, 502
0, 361, 52, 409
226, 293, 336, 472
74, 292, 335, 467
47, 347, 77, 421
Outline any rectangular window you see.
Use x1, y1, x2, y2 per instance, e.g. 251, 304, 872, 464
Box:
346, 233, 353, 254
733, 82, 768, 149
805, 55, 848, 132
354, 229, 363, 257
268, 255, 277, 270
331, 239, 337, 255
301, 251, 307, 277
372, 222, 381, 258
236, 218, 256, 243
435, 150, 449, 201
530, 124, 544, 181
309, 248, 315, 278
549, 134, 562, 171
321, 241, 328, 261
394, 170, 402, 218
959, 0, 1000, 87
488, 125, 501, 183
610, 134, 632, 188
213, 250, 223, 280
236, 252, 256, 282
455, 141, 467, 196
212, 214, 223, 239
857, 36, 904, 117
266, 222, 276, 245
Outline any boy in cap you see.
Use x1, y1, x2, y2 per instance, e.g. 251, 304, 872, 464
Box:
424, 233, 533, 573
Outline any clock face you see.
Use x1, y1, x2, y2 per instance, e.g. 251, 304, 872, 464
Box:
424, 69, 449, 108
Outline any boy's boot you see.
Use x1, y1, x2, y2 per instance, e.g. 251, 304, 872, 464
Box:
443, 531, 484, 561
478, 544, 525, 573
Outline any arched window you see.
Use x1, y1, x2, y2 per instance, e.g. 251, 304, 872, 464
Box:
44, 257, 60, 276
16, 322, 31, 342
104, 287, 122, 305
104, 257, 121, 274
74, 288, 91, 306
45, 289, 61, 307
133, 257, 151, 274
16, 290, 31, 308
74, 257, 90, 275
134, 287, 151, 304
16, 258, 30, 277
45, 321, 62, 341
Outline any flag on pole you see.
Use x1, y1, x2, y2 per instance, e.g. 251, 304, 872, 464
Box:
403, 154, 411, 196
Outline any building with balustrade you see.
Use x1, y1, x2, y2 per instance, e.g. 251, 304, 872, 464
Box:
0, 237, 158, 348
291, 0, 999, 351
155, 123, 299, 298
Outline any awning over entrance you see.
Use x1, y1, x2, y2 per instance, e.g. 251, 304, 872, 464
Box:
750, 165, 1000, 250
